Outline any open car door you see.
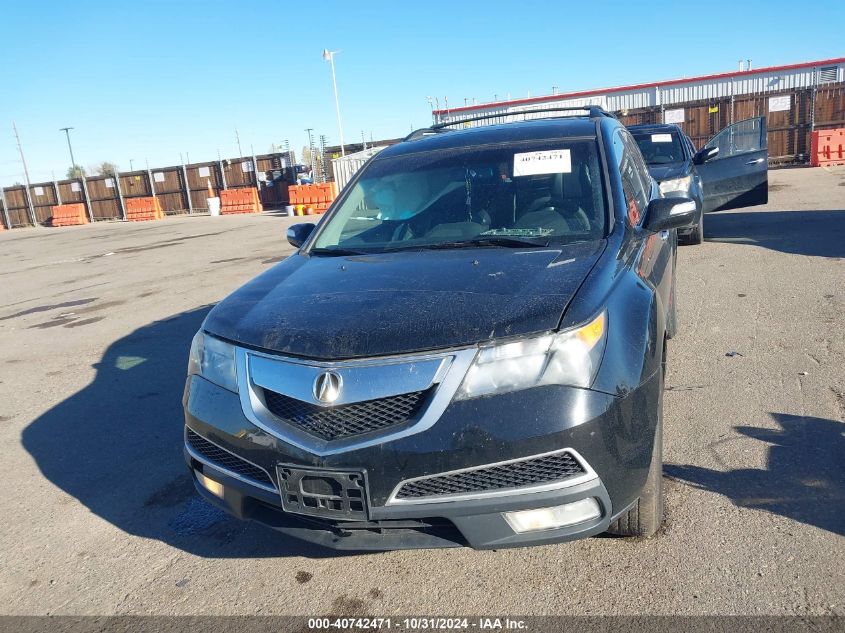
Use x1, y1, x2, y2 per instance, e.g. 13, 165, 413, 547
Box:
696, 117, 768, 213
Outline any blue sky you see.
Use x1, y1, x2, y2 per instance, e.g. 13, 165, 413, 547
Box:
1, 0, 843, 184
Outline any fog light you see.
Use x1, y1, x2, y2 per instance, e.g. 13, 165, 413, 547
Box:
196, 470, 224, 499
504, 498, 601, 533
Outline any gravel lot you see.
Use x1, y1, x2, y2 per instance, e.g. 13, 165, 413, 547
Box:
0, 166, 843, 617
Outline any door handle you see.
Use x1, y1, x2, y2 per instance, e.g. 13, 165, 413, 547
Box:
745, 158, 764, 165
659, 230, 670, 241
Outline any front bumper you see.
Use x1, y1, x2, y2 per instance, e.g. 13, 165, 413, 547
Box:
183, 369, 660, 550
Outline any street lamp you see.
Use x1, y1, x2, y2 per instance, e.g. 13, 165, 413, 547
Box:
322, 49, 345, 157
59, 127, 77, 173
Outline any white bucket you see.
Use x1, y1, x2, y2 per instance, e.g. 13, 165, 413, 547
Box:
285, 205, 295, 217
208, 197, 221, 216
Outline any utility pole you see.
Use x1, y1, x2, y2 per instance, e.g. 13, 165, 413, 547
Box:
235, 128, 243, 158
319, 134, 328, 182
59, 126, 93, 221
216, 150, 227, 191
12, 122, 37, 226
60, 127, 77, 172
146, 157, 157, 198
283, 139, 293, 181
305, 128, 314, 178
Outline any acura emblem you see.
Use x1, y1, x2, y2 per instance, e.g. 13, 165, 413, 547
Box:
313, 371, 342, 404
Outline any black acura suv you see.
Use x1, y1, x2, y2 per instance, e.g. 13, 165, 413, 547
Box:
183, 107, 757, 550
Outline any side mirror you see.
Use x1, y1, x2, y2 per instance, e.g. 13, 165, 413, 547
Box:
693, 146, 719, 165
643, 197, 699, 233
287, 223, 316, 248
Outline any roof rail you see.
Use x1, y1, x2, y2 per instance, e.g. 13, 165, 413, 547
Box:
429, 105, 616, 131
403, 127, 456, 142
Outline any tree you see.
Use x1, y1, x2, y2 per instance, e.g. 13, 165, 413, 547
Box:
95, 161, 119, 176
66, 165, 86, 179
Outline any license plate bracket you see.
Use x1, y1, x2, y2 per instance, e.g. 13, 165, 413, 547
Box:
277, 466, 368, 520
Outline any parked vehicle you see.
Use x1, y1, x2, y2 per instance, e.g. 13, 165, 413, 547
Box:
628, 119, 769, 245
183, 107, 756, 550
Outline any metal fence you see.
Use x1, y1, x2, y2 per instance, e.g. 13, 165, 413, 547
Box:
615, 82, 845, 162
431, 82, 844, 165
0, 152, 298, 229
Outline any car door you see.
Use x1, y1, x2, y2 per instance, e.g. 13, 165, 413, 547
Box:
696, 117, 768, 213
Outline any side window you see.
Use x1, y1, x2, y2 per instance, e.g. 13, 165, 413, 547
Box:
612, 129, 649, 225
705, 117, 766, 159
623, 131, 654, 200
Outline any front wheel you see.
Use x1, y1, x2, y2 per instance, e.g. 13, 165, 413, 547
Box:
606, 374, 664, 537
685, 212, 704, 245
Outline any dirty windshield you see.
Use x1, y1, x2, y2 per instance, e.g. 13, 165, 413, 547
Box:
311, 140, 607, 252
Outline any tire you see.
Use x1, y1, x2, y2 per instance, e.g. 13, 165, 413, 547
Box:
606, 365, 665, 538
687, 212, 704, 245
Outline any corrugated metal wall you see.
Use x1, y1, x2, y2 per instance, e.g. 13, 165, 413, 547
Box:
431, 61, 845, 166
331, 146, 386, 191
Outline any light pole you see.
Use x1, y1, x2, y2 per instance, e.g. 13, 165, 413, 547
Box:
60, 127, 77, 173
322, 49, 345, 157
129, 159, 135, 172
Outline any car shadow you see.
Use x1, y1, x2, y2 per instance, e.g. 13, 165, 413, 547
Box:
665, 413, 845, 536
21, 306, 362, 559
704, 209, 845, 258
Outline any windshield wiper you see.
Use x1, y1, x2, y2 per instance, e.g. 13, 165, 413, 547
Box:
425, 235, 551, 249
309, 246, 369, 256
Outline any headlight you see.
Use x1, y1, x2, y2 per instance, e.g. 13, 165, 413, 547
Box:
188, 331, 238, 392
659, 175, 692, 195
456, 312, 606, 400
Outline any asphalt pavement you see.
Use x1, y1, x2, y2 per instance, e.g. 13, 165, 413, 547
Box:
0, 166, 842, 616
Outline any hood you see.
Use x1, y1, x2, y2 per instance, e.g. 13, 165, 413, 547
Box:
648, 161, 690, 182
203, 241, 606, 360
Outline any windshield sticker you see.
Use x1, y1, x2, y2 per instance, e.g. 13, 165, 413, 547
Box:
513, 149, 571, 177
651, 134, 673, 143
481, 228, 554, 237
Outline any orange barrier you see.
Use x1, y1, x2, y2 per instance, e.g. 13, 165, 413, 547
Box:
288, 182, 337, 213
220, 187, 262, 214
810, 129, 845, 167
51, 203, 89, 227
124, 196, 164, 222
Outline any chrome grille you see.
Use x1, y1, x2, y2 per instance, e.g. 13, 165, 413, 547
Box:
261, 388, 432, 441
395, 451, 586, 499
